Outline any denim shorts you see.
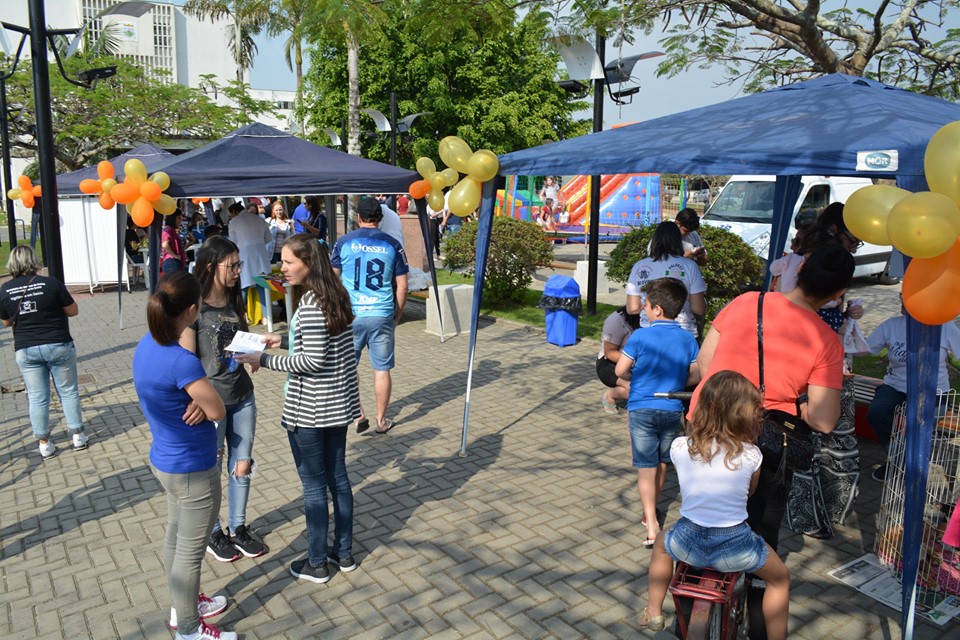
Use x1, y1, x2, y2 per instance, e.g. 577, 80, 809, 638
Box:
628, 408, 682, 468
664, 517, 769, 574
353, 315, 395, 371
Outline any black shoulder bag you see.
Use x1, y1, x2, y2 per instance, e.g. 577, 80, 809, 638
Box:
756, 292, 816, 484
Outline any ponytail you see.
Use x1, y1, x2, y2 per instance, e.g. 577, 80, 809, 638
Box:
147, 272, 201, 345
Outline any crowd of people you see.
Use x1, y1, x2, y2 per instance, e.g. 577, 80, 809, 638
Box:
594, 201, 955, 637
3, 182, 950, 638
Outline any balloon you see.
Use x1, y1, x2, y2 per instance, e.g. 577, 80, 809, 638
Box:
438, 136, 472, 174
843, 184, 909, 246
140, 181, 162, 201
79, 179, 101, 194
887, 191, 960, 258
101, 178, 117, 192
409, 180, 429, 199
467, 149, 499, 182
150, 171, 170, 191
123, 159, 147, 185
448, 177, 481, 216
22, 193, 35, 208
7, 188, 21, 200
97, 161, 114, 180
428, 171, 446, 191
902, 237, 960, 325
130, 197, 155, 227
427, 190, 445, 212
31, 185, 41, 197
441, 168, 459, 187
925, 121, 960, 208
416, 157, 436, 179
98, 192, 115, 210
155, 194, 177, 216
18, 175, 32, 190
110, 181, 139, 205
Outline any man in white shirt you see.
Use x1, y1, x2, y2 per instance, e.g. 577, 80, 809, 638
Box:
228, 202, 272, 313
376, 195, 405, 247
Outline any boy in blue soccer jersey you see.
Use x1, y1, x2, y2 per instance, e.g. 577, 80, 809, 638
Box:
331, 198, 409, 434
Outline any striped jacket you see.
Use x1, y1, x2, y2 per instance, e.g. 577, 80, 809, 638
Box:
260, 290, 361, 430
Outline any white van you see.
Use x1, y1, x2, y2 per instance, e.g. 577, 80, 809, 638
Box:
701, 175, 896, 282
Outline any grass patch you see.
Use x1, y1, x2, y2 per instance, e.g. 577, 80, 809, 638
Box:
430, 269, 619, 342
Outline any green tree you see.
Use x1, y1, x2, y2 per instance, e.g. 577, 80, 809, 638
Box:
541, 0, 960, 99
302, 10, 590, 166
4, 57, 246, 172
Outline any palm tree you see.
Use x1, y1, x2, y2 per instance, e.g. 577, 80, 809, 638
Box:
303, 0, 389, 157
183, 0, 270, 88
266, 0, 310, 133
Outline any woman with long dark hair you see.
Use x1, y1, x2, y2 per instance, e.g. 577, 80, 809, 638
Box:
180, 237, 266, 563
132, 272, 235, 640
625, 221, 706, 338
235, 233, 361, 584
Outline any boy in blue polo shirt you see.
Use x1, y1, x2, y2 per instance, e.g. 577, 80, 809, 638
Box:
615, 277, 700, 546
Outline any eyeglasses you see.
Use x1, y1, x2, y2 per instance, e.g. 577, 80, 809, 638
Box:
842, 231, 864, 249
221, 261, 243, 272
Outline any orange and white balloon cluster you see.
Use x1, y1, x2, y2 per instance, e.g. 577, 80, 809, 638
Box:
408, 136, 499, 216
844, 122, 960, 325
79, 159, 176, 227
6, 175, 42, 209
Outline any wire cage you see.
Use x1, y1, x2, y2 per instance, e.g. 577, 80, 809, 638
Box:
875, 389, 960, 595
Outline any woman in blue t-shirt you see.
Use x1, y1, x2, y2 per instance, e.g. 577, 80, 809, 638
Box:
132, 272, 236, 640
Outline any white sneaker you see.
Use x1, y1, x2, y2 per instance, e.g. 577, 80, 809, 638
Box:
72, 432, 89, 450
169, 593, 229, 629
174, 621, 236, 640
39, 441, 57, 460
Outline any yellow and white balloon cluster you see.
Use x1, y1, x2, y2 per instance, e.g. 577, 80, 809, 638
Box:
79, 159, 176, 227
844, 121, 960, 325
408, 136, 499, 216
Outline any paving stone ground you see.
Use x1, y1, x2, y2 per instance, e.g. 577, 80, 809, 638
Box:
0, 260, 953, 639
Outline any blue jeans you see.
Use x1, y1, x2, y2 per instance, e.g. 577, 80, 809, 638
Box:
353, 315, 396, 370
628, 408, 682, 468
866, 384, 907, 452
15, 342, 84, 440
212, 393, 257, 533
287, 426, 353, 566
665, 517, 769, 573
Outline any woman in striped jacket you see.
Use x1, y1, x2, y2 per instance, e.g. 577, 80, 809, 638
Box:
236, 233, 361, 584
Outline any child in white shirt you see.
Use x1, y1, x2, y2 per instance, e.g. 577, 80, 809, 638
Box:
639, 371, 790, 640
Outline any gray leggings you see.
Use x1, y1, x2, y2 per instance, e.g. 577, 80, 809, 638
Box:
152, 465, 221, 635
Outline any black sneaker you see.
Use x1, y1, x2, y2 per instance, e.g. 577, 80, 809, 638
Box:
290, 558, 330, 584
329, 552, 357, 572
206, 529, 240, 562
871, 463, 888, 482
228, 525, 266, 558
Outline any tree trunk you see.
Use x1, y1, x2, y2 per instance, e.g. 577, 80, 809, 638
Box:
295, 38, 304, 133
346, 26, 361, 158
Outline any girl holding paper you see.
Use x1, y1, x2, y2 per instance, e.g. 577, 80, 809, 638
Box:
180, 236, 267, 563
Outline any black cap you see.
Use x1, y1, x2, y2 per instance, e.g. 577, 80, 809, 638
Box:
357, 197, 382, 221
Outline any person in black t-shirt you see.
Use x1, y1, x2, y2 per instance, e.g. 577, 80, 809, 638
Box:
0, 246, 89, 460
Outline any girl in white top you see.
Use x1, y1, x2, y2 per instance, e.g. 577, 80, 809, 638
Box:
640, 371, 790, 640
268, 201, 293, 263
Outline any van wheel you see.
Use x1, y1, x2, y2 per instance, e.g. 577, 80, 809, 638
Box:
877, 273, 900, 285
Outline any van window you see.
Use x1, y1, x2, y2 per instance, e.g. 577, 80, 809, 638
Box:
798, 185, 830, 219
704, 181, 776, 223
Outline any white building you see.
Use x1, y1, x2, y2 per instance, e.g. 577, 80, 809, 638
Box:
2, 0, 294, 225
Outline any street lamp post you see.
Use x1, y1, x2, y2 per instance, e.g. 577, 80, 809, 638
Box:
362, 97, 430, 166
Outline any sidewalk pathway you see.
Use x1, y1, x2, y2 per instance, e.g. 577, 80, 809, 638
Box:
0, 281, 947, 640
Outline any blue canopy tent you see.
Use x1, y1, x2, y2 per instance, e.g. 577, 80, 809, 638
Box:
464, 74, 960, 636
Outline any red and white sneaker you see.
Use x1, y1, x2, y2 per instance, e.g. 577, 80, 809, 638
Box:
174, 620, 237, 640
169, 592, 228, 629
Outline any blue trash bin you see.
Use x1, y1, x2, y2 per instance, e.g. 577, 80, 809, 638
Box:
539, 275, 581, 347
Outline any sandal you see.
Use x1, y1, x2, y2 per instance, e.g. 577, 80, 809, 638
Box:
601, 394, 619, 415
639, 607, 665, 631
